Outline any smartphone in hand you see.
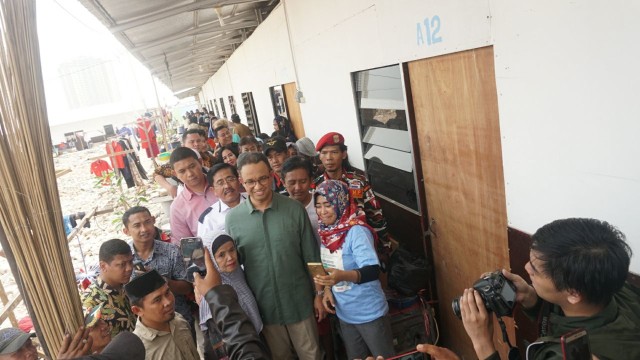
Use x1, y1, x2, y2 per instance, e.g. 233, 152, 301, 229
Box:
181, 237, 206, 282
561, 328, 591, 360
307, 262, 327, 278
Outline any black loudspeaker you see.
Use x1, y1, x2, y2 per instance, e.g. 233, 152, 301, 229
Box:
104, 124, 115, 136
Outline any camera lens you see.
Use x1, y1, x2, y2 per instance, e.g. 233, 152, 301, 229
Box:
451, 297, 462, 319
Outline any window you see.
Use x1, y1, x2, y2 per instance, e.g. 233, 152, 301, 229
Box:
241, 92, 260, 136
213, 99, 220, 118
269, 85, 287, 118
352, 65, 419, 212
228, 95, 237, 115
219, 97, 227, 118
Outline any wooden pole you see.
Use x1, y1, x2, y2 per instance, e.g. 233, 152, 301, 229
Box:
151, 76, 171, 152
0, 226, 52, 358
0, 280, 20, 327
0, 1, 84, 357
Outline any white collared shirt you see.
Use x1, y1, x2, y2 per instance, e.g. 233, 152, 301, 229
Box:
197, 193, 247, 248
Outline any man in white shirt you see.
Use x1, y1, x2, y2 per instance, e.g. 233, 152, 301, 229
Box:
125, 270, 199, 360
197, 163, 247, 248
196, 162, 247, 359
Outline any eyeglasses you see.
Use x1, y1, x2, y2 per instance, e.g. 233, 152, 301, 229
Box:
213, 176, 238, 187
243, 175, 271, 188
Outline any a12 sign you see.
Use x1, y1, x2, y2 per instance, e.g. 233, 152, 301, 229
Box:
417, 16, 443, 46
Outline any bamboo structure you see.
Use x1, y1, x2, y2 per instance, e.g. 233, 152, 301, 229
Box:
0, 0, 84, 358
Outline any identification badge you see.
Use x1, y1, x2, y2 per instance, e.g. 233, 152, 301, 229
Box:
320, 247, 352, 293
349, 183, 363, 199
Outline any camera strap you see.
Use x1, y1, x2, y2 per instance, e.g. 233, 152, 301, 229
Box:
497, 316, 521, 360
537, 301, 552, 337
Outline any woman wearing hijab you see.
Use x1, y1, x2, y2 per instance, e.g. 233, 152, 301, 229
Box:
271, 115, 297, 142
199, 233, 263, 359
313, 180, 394, 360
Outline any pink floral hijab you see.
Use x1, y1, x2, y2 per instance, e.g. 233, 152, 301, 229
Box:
314, 180, 376, 252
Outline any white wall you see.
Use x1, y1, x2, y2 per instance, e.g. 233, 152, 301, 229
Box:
200, 0, 493, 164
199, 0, 640, 271
491, 0, 640, 271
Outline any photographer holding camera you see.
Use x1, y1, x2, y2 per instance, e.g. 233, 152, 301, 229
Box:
462, 218, 640, 359
365, 218, 640, 360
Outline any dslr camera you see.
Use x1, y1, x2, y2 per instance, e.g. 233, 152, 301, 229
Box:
452, 270, 517, 319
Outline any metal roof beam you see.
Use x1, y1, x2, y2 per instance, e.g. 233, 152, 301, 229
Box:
155, 56, 227, 75
164, 68, 219, 80
158, 48, 230, 65
155, 46, 233, 65
131, 19, 257, 54
110, 0, 266, 33
143, 35, 240, 63
149, 58, 226, 77
167, 77, 211, 88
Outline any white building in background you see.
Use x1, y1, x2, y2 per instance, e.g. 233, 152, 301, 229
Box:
195, 2, 640, 355
37, 0, 178, 145
58, 57, 120, 109
198, 0, 640, 273
46, 51, 164, 145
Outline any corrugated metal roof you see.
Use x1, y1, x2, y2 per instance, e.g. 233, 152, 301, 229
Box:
77, 0, 279, 98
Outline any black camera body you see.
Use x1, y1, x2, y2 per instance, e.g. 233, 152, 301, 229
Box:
452, 270, 517, 319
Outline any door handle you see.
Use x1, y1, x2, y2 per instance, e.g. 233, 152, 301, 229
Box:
424, 217, 437, 239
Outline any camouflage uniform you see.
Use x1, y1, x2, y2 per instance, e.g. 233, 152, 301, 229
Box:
81, 277, 136, 338
314, 169, 390, 252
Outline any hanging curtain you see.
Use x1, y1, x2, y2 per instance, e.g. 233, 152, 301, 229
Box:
0, 0, 84, 358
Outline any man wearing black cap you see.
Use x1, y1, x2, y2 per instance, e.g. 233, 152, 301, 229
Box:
0, 328, 37, 360
313, 132, 391, 256
125, 270, 199, 360
263, 136, 290, 195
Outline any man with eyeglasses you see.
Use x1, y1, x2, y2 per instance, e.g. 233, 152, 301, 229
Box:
196, 162, 247, 359
197, 163, 247, 248
225, 152, 325, 360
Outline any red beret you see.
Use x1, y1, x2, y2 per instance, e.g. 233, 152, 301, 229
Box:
315, 132, 344, 151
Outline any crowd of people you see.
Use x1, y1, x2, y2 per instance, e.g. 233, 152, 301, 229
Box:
2, 112, 639, 360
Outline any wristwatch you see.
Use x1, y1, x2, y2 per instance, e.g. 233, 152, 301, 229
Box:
316, 290, 324, 296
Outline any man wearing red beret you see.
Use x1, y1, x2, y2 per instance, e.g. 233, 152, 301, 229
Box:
313, 132, 391, 261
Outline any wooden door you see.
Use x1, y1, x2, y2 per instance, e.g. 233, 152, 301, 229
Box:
408, 46, 511, 358
283, 82, 306, 139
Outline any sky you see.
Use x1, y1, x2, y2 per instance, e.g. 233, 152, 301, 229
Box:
36, 0, 184, 126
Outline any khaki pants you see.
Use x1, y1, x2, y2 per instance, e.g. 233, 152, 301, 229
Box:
262, 314, 323, 360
